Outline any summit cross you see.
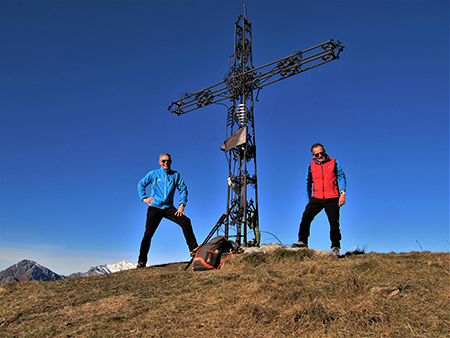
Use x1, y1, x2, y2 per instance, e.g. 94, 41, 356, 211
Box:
168, 6, 344, 247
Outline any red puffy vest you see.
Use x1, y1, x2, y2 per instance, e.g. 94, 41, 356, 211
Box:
310, 158, 339, 199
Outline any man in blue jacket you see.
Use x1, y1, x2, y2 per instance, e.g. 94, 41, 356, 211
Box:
293, 143, 346, 256
137, 153, 198, 268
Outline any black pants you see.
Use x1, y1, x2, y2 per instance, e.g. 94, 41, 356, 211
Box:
138, 206, 198, 264
298, 197, 341, 248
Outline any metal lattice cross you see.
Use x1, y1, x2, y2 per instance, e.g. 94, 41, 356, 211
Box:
168, 6, 344, 247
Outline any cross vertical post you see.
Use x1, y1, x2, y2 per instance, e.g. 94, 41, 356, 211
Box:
222, 8, 259, 247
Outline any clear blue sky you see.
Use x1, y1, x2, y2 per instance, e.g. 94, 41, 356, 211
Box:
1, 0, 448, 275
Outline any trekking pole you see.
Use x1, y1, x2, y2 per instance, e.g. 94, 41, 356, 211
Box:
185, 213, 228, 271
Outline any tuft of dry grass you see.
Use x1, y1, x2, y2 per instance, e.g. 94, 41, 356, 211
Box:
1, 250, 449, 337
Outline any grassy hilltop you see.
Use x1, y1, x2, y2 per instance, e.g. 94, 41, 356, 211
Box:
1, 250, 449, 337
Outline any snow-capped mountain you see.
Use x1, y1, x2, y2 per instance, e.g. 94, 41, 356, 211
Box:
0, 259, 136, 286
68, 260, 136, 278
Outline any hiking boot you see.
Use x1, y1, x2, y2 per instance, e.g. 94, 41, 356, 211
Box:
190, 246, 199, 257
292, 241, 307, 248
136, 262, 146, 268
331, 247, 340, 257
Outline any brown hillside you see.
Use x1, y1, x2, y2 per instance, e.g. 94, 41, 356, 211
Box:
1, 250, 449, 337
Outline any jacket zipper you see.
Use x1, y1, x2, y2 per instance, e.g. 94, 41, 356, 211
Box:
164, 171, 168, 201
321, 163, 325, 199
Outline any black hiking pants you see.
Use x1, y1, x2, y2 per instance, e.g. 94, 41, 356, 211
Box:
298, 197, 341, 248
138, 206, 198, 264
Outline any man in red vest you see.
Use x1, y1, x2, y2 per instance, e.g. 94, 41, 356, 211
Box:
293, 143, 346, 256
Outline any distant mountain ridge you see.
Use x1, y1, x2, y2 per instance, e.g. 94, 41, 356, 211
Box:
0, 260, 66, 286
0, 259, 136, 286
68, 260, 136, 279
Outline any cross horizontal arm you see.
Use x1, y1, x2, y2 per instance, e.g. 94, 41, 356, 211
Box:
252, 40, 344, 89
168, 39, 344, 115
168, 79, 231, 115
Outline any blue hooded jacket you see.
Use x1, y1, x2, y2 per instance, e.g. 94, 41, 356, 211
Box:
138, 167, 188, 209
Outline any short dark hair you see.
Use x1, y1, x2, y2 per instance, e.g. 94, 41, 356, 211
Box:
311, 143, 325, 153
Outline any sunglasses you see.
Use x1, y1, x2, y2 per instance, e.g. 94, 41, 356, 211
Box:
161, 160, 172, 163
314, 152, 325, 158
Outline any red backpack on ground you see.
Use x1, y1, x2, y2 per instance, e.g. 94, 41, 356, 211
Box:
193, 236, 235, 271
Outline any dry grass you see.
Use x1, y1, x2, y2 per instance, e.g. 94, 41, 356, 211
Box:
1, 250, 449, 337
